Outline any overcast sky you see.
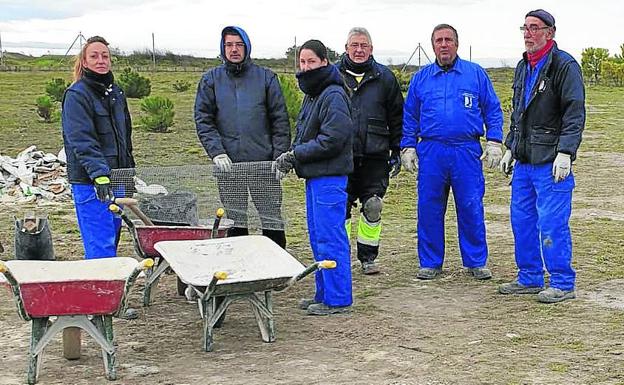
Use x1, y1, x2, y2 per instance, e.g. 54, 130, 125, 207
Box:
1, 0, 622, 67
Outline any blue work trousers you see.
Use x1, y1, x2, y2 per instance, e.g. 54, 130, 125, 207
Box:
72, 184, 121, 259
417, 140, 488, 268
511, 162, 576, 290
305, 176, 352, 307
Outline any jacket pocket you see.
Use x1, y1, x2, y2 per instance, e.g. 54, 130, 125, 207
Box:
529, 126, 558, 163
530, 126, 558, 145
93, 103, 118, 157
365, 118, 390, 155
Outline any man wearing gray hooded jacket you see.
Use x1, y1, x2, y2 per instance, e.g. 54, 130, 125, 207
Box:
195, 26, 291, 248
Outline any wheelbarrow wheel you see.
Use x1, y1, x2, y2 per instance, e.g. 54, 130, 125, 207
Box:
177, 277, 186, 296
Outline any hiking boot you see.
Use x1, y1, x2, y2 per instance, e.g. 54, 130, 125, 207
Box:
498, 280, 543, 295
416, 267, 441, 280
306, 303, 351, 316
298, 298, 320, 310
361, 261, 380, 275
537, 287, 576, 303
466, 267, 492, 280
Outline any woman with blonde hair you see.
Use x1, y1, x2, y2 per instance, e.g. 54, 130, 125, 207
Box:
62, 36, 135, 263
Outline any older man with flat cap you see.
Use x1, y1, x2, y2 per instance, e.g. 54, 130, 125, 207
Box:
498, 9, 585, 303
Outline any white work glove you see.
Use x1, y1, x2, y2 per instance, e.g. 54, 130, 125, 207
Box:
499, 149, 514, 176
552, 152, 571, 182
401, 148, 418, 173
480, 141, 503, 169
212, 154, 232, 172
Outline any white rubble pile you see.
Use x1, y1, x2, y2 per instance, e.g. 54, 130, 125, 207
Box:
0, 146, 70, 203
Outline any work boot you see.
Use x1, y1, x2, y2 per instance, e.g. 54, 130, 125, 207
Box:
498, 280, 543, 294
416, 267, 441, 280
298, 298, 320, 310
466, 267, 492, 280
306, 303, 351, 316
537, 287, 576, 303
361, 261, 380, 275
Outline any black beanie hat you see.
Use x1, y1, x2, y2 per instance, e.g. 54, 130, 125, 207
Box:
300, 39, 328, 61
526, 9, 556, 29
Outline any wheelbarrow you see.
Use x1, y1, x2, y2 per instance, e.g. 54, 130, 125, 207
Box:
154, 235, 336, 352
109, 198, 233, 306
0, 257, 153, 384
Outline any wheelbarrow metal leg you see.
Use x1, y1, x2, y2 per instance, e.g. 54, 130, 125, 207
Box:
143, 259, 169, 306
202, 300, 214, 352
265, 291, 275, 342
27, 317, 48, 385
248, 292, 275, 343
92, 315, 117, 380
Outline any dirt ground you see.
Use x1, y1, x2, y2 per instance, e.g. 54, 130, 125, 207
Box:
2, 149, 624, 385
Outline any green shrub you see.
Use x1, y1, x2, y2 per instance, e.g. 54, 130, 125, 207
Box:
35, 95, 55, 123
172, 79, 191, 92
139, 96, 175, 132
45, 78, 70, 102
117, 68, 151, 98
392, 69, 412, 92
278, 74, 303, 133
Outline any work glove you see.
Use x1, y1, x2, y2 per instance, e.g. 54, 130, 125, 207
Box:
552, 152, 571, 182
212, 154, 232, 172
480, 141, 503, 169
499, 149, 514, 176
275, 150, 296, 175
94, 176, 114, 202
389, 149, 401, 178
401, 148, 418, 173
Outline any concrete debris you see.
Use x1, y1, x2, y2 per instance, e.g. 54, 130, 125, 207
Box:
0, 146, 71, 203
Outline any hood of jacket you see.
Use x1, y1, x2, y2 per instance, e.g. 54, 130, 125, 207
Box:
220, 26, 252, 75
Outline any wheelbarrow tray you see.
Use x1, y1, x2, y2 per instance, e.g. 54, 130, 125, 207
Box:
0, 258, 138, 317
133, 220, 232, 259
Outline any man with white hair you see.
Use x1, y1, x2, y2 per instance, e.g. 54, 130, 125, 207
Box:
337, 27, 404, 275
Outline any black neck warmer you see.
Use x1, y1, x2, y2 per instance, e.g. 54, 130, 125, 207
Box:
83, 68, 114, 96
296, 64, 343, 97
225, 59, 249, 76
341, 54, 374, 74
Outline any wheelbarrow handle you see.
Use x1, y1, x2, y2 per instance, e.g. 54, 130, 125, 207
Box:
116, 258, 155, 317
0, 261, 31, 321
211, 208, 225, 239
294, 260, 337, 283
109, 204, 135, 229
113, 198, 154, 226
200, 271, 228, 302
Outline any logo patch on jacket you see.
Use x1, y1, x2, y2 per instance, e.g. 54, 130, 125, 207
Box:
462, 92, 475, 109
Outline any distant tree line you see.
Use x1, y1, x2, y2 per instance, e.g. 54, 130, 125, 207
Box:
581, 44, 624, 86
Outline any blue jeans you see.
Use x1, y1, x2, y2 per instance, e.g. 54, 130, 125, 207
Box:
305, 176, 352, 307
511, 162, 576, 290
72, 184, 121, 259
417, 140, 488, 269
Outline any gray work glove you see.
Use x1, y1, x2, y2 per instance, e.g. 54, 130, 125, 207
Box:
401, 148, 417, 173
213, 154, 232, 172
552, 152, 571, 182
275, 150, 296, 175
499, 149, 514, 176
480, 141, 503, 169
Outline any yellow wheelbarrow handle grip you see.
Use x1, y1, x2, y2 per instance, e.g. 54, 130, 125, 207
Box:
214, 271, 228, 280
319, 260, 337, 269
0, 260, 6, 273
140, 259, 155, 270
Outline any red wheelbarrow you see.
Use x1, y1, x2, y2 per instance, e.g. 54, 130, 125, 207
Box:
109, 199, 233, 306
0, 257, 153, 384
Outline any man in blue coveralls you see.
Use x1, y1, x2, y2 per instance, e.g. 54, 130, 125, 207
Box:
498, 10, 585, 303
401, 24, 503, 280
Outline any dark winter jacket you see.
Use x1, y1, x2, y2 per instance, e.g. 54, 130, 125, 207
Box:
338, 56, 403, 159
504, 42, 585, 164
194, 26, 291, 162
292, 64, 354, 179
62, 77, 135, 184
